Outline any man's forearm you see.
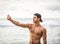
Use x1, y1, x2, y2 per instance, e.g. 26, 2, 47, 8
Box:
43, 40, 47, 44
9, 18, 20, 26
43, 42, 47, 44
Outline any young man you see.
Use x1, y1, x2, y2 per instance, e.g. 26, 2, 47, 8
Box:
7, 13, 47, 44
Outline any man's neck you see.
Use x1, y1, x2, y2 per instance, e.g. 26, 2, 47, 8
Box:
34, 22, 40, 26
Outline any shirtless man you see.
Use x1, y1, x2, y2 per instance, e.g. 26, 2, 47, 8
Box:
7, 13, 47, 44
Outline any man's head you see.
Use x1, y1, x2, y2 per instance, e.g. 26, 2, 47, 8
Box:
33, 13, 43, 23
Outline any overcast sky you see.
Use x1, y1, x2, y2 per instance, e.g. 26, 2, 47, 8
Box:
0, 0, 60, 18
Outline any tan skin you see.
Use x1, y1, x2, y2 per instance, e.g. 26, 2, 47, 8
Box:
7, 15, 47, 44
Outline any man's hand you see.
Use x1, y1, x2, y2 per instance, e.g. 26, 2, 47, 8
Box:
7, 15, 11, 20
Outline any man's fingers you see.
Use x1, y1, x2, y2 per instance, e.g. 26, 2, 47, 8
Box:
7, 14, 11, 20
7, 15, 9, 16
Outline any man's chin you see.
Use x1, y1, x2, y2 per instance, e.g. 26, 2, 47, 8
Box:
33, 22, 37, 23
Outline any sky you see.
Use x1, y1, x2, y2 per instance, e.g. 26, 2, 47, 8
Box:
0, 0, 60, 18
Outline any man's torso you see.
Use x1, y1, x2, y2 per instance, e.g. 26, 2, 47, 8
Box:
29, 24, 44, 44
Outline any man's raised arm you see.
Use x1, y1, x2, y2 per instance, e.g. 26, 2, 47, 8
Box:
7, 15, 31, 28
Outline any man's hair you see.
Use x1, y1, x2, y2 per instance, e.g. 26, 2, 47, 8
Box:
34, 13, 43, 22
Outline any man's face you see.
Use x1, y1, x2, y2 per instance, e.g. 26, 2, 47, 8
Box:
33, 15, 40, 23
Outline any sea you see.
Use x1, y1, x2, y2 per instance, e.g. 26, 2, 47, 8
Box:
0, 18, 60, 44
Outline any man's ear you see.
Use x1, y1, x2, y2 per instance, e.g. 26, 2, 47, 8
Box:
38, 18, 40, 21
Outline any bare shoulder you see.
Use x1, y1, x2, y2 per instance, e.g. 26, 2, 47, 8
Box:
27, 23, 33, 29
41, 26, 46, 33
28, 23, 33, 26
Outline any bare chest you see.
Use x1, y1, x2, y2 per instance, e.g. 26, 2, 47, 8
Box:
30, 27, 42, 35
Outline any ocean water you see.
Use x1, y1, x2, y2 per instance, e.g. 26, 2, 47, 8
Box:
0, 18, 60, 44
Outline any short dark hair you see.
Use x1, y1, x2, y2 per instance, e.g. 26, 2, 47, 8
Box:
34, 13, 43, 22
